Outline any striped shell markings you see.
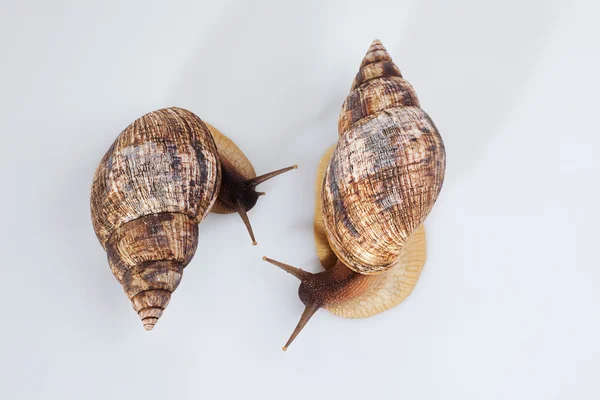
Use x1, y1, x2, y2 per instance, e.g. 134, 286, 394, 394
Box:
91, 108, 221, 331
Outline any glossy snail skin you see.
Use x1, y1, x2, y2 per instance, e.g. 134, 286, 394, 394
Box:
264, 40, 446, 350
205, 122, 297, 245
91, 107, 295, 330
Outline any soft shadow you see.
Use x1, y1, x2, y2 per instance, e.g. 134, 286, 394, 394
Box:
48, 120, 129, 330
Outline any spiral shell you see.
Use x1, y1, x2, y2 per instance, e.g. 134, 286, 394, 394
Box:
90, 107, 221, 330
315, 145, 426, 318
322, 40, 446, 275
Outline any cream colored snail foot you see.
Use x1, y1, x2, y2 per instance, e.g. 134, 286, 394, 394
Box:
205, 122, 297, 245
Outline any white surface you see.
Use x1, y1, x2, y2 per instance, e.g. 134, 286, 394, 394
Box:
1, 0, 599, 399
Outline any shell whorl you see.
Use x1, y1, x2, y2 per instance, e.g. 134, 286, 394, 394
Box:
90, 107, 221, 329
91, 108, 221, 245
349, 39, 403, 92
322, 40, 446, 275
340, 40, 419, 135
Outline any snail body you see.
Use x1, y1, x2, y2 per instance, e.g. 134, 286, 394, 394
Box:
91, 107, 295, 330
264, 40, 446, 350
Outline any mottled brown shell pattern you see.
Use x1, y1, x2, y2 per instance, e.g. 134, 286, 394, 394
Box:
314, 145, 427, 318
90, 107, 221, 329
91, 107, 221, 245
322, 40, 446, 275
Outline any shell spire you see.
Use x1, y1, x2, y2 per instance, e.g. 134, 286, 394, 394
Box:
361, 39, 392, 66
350, 39, 403, 91
339, 41, 419, 136
105, 212, 199, 330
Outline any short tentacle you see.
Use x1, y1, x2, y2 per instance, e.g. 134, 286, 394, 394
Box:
247, 165, 298, 187
235, 201, 257, 246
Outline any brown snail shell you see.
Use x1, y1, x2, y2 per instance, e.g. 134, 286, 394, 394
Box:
91, 107, 221, 330
322, 39, 445, 275
264, 39, 446, 350
91, 107, 296, 330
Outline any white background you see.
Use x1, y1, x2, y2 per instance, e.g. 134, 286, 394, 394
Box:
1, 0, 599, 399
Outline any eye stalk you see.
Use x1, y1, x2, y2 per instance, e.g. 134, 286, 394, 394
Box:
203, 120, 297, 246
218, 162, 297, 245
262, 256, 369, 351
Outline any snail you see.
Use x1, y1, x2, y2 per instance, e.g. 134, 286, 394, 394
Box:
263, 40, 446, 350
90, 107, 296, 330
